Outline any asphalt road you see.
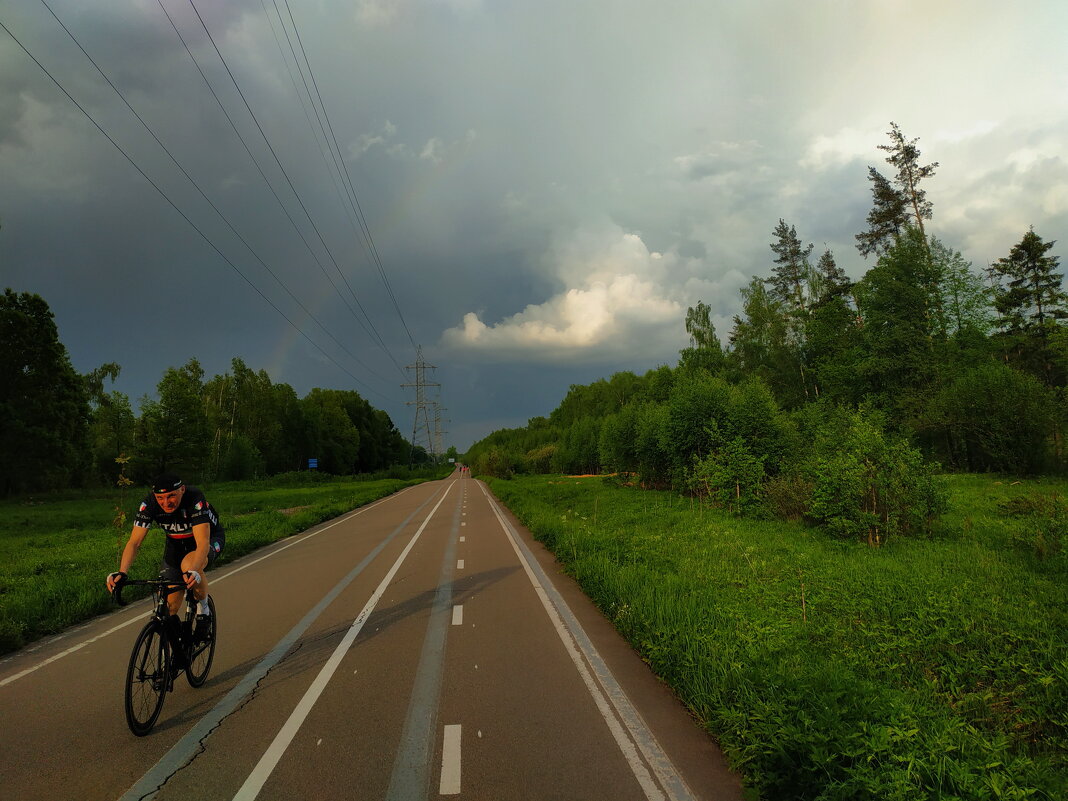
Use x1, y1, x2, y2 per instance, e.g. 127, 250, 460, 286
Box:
0, 471, 744, 800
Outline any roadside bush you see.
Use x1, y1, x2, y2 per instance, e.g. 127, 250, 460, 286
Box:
725, 377, 798, 475
764, 472, 813, 520
473, 446, 520, 478
524, 443, 557, 474
690, 436, 765, 515
636, 403, 672, 487
924, 363, 1058, 473
807, 410, 947, 545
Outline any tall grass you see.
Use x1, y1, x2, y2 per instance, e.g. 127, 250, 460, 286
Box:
0, 471, 446, 654
488, 474, 1068, 800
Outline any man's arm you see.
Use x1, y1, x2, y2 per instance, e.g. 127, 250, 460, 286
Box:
107, 525, 149, 591
183, 522, 211, 587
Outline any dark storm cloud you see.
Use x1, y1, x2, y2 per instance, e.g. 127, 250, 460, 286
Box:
2, 0, 1066, 449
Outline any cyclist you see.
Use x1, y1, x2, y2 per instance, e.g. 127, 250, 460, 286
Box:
107, 473, 225, 642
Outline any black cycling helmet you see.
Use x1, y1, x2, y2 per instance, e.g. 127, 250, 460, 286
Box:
151, 473, 184, 494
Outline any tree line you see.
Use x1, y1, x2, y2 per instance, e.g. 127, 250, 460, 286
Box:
465, 123, 1067, 544
0, 287, 426, 496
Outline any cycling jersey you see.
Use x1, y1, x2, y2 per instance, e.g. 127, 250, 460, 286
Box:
134, 486, 223, 540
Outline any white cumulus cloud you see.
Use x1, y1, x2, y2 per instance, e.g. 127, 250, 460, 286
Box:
440, 226, 688, 363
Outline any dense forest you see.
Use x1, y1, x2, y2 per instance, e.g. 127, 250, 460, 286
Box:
465, 124, 1067, 545
0, 288, 427, 496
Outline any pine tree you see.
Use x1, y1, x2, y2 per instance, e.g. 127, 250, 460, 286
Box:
767, 219, 814, 311
856, 123, 938, 258
813, 249, 852, 302
880, 122, 938, 239
990, 227, 1067, 385
765, 221, 818, 399
854, 228, 938, 425
855, 168, 910, 257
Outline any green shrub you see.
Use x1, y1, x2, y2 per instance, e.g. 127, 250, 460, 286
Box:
524, 443, 557, 474
807, 410, 947, 545
764, 472, 814, 520
925, 363, 1059, 473
690, 436, 765, 515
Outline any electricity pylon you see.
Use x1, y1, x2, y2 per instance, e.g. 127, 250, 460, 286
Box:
403, 346, 439, 465
431, 400, 448, 458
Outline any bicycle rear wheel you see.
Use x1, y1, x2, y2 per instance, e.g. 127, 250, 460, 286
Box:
186, 595, 216, 688
125, 621, 170, 736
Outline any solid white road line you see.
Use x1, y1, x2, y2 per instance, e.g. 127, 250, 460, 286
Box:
479, 482, 697, 801
231, 484, 453, 801
452, 605, 463, 626
440, 724, 462, 795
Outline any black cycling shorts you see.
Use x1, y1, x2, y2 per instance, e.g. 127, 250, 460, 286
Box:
159, 529, 225, 585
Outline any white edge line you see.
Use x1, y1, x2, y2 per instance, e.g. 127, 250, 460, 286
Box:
480, 481, 696, 801
0, 486, 417, 689
232, 484, 453, 801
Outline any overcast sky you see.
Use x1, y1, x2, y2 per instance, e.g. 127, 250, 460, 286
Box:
2, 0, 1066, 451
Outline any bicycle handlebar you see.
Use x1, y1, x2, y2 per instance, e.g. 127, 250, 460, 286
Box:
111, 577, 193, 607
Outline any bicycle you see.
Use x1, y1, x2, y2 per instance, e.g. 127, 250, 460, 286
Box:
113, 576, 217, 736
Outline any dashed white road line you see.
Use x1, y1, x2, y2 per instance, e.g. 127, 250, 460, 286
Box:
451, 605, 463, 626
456, 559, 465, 570
440, 724, 462, 795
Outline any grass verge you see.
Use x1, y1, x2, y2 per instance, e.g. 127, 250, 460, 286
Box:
0, 470, 444, 655
486, 473, 1068, 801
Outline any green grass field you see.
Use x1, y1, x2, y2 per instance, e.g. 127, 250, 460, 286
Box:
0, 470, 444, 654
486, 473, 1068, 801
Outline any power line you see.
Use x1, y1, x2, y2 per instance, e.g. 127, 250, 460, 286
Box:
0, 14, 401, 405
34, 0, 392, 391
260, 0, 366, 273
279, 0, 417, 351
185, 0, 407, 376
153, 0, 390, 375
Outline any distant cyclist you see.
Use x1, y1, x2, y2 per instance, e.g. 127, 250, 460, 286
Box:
107, 474, 225, 638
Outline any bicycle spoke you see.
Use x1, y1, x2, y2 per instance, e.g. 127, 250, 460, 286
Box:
185, 595, 216, 688
125, 623, 169, 736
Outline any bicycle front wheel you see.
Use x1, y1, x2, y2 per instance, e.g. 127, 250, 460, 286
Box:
125, 621, 170, 736
186, 595, 216, 688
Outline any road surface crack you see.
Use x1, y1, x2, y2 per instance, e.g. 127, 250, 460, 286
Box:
136, 641, 306, 800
